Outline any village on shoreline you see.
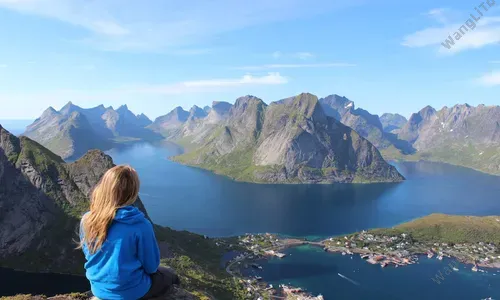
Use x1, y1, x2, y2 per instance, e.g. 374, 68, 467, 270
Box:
222, 229, 500, 299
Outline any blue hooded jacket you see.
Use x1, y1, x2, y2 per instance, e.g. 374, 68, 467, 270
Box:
81, 206, 160, 300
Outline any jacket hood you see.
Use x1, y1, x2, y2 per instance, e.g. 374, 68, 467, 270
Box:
114, 205, 145, 224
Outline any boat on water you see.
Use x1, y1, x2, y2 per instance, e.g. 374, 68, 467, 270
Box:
437, 255, 443, 260
342, 252, 346, 255
472, 265, 478, 272
453, 267, 459, 271
427, 251, 434, 259
255, 276, 262, 280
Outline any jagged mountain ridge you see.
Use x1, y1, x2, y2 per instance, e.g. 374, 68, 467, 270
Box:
173, 93, 404, 183
317, 95, 413, 154
397, 104, 500, 175
24, 103, 161, 160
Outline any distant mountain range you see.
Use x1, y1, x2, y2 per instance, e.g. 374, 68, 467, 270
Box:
24, 102, 162, 160
394, 104, 500, 175
25, 94, 500, 177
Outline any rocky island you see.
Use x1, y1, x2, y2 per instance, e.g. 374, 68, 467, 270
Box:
170, 93, 404, 184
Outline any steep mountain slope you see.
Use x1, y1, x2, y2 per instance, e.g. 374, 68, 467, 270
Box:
187, 105, 208, 122
380, 113, 408, 133
149, 107, 190, 137
24, 103, 160, 160
136, 113, 153, 127
318, 95, 413, 154
0, 125, 244, 299
205, 101, 232, 124
397, 104, 500, 175
23, 109, 111, 160
174, 93, 404, 183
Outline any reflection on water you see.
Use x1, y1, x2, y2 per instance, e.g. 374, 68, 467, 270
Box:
107, 142, 500, 237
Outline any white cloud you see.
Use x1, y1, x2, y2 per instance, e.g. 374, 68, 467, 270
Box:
235, 63, 356, 71
0, 0, 355, 53
129, 73, 288, 94
476, 71, 500, 86
0, 72, 289, 118
272, 51, 315, 60
426, 8, 449, 24
403, 8, 500, 54
294, 52, 315, 60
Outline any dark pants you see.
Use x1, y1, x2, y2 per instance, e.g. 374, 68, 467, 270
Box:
140, 266, 180, 299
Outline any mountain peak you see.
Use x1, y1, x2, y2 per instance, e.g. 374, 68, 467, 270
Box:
291, 93, 327, 123
59, 101, 80, 115
117, 104, 129, 112
419, 105, 436, 118
41, 106, 58, 118
233, 95, 265, 109
318, 94, 355, 121
187, 105, 208, 121
320, 94, 353, 108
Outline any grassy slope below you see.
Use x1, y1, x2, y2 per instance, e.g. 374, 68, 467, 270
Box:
369, 214, 500, 244
154, 226, 246, 299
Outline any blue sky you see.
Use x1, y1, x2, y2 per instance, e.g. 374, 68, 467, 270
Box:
0, 0, 499, 120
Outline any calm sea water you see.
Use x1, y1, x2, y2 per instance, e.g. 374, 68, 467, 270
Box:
2, 141, 500, 298
108, 142, 500, 238
106, 142, 500, 300
0, 120, 31, 135
251, 245, 500, 300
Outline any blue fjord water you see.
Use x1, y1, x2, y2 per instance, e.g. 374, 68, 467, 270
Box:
108, 142, 500, 238
2, 141, 500, 298
107, 142, 500, 300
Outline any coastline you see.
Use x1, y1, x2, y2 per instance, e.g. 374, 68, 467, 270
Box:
229, 233, 500, 280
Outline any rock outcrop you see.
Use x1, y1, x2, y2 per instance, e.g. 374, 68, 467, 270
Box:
0, 125, 142, 272
0, 124, 240, 298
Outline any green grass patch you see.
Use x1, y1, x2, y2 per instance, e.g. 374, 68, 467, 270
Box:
370, 214, 500, 245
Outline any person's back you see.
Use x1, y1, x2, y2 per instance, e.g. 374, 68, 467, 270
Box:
79, 165, 179, 300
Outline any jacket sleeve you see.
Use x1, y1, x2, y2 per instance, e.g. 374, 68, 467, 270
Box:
137, 220, 160, 274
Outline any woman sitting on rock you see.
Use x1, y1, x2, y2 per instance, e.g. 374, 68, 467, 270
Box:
79, 165, 179, 300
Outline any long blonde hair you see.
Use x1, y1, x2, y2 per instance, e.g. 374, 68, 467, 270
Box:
80, 165, 140, 254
